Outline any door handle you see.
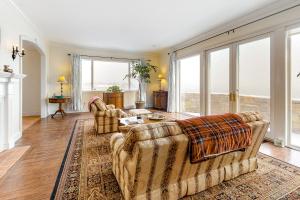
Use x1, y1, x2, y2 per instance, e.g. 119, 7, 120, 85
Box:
229, 92, 237, 102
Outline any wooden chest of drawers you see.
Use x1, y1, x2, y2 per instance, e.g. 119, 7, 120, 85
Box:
103, 92, 124, 109
153, 91, 168, 110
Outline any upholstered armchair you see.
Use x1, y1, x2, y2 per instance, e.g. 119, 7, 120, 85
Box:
90, 98, 128, 134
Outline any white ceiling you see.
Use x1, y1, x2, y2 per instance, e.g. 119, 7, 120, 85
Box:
12, 0, 280, 52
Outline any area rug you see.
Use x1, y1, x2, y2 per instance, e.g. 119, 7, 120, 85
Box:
51, 119, 300, 200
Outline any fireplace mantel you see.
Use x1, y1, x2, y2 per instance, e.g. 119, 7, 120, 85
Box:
0, 72, 26, 151
0, 72, 26, 80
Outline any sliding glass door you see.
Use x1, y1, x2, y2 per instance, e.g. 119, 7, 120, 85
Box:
205, 36, 271, 126
207, 47, 231, 114
178, 55, 201, 114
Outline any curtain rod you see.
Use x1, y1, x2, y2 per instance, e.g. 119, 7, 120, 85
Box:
168, 3, 300, 55
67, 53, 142, 61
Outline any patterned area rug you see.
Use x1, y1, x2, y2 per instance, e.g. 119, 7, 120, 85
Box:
51, 119, 300, 200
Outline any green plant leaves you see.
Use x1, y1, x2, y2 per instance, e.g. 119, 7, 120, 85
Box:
106, 85, 122, 93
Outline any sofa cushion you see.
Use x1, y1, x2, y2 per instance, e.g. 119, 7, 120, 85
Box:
123, 122, 182, 154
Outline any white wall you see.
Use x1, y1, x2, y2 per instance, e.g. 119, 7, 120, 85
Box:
22, 46, 41, 116
0, 0, 49, 149
48, 43, 160, 114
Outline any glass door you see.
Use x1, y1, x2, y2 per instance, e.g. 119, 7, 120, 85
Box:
178, 55, 201, 115
288, 28, 300, 148
237, 37, 271, 125
207, 47, 233, 114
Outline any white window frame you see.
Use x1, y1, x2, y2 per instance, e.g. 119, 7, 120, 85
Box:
287, 24, 300, 150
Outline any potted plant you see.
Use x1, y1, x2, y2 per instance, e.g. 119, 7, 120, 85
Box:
124, 60, 157, 109
106, 85, 122, 93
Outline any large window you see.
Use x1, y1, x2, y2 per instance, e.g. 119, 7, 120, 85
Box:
178, 55, 201, 114
81, 58, 137, 91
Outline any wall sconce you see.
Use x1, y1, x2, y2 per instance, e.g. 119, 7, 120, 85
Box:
12, 46, 25, 60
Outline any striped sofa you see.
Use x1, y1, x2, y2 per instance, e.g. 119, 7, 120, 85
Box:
110, 112, 269, 200
90, 101, 128, 134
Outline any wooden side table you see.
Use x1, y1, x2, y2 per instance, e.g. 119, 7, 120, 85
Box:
153, 91, 168, 110
48, 97, 71, 118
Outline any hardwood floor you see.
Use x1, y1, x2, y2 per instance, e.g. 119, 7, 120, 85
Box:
22, 116, 40, 131
0, 113, 92, 200
0, 146, 30, 180
260, 141, 300, 167
0, 112, 299, 199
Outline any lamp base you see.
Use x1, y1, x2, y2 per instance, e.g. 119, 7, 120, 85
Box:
60, 83, 64, 97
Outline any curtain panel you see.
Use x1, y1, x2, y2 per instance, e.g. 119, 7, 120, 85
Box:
167, 52, 178, 112
71, 54, 82, 111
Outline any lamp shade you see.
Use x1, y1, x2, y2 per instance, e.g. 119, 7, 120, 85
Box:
158, 74, 164, 79
57, 75, 66, 83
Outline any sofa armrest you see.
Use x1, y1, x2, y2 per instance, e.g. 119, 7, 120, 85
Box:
90, 104, 98, 113
237, 112, 263, 123
110, 132, 125, 154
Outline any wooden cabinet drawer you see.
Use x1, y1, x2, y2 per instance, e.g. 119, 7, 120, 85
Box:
153, 91, 168, 110
103, 92, 124, 109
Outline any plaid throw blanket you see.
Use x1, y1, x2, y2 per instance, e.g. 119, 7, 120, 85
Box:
176, 113, 252, 163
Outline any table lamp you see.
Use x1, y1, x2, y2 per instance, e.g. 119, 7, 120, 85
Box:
157, 74, 165, 91
57, 75, 67, 97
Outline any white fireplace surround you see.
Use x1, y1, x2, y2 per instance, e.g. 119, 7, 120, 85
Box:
0, 72, 26, 151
